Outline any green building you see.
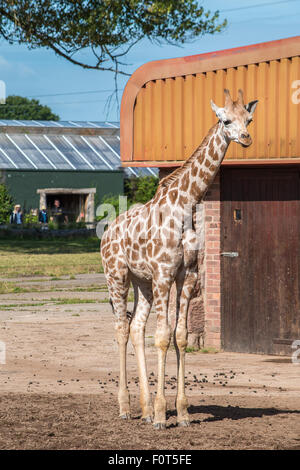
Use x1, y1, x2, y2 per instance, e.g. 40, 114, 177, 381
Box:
0, 120, 154, 223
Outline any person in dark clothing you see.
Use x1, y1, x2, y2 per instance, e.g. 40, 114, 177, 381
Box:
50, 199, 68, 226
39, 206, 48, 224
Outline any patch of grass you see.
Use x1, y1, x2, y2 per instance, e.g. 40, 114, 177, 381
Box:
199, 347, 219, 354
0, 296, 111, 310
51, 297, 98, 305
185, 346, 219, 354
0, 282, 31, 294
185, 347, 199, 353
0, 301, 48, 310
0, 237, 102, 277
0, 283, 109, 295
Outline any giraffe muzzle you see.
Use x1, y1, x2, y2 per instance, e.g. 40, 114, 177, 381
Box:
239, 133, 252, 147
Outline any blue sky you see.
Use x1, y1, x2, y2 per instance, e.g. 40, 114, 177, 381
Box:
0, 0, 299, 121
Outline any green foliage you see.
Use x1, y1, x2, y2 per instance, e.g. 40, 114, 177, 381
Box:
125, 176, 159, 204
0, 1, 227, 75
0, 96, 59, 120
0, 183, 13, 224
97, 176, 159, 221
23, 212, 38, 225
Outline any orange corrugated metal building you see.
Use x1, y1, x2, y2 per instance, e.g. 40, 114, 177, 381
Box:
121, 35, 300, 166
120, 36, 300, 355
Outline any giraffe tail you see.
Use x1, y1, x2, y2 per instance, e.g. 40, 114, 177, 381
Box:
109, 298, 133, 322
109, 298, 115, 314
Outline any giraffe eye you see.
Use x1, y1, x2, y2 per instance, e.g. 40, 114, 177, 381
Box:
224, 120, 232, 126
247, 118, 253, 125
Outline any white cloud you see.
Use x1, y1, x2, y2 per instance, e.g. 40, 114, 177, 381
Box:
17, 63, 35, 77
0, 55, 11, 69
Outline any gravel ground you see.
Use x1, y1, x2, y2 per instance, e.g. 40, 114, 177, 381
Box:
0, 274, 299, 450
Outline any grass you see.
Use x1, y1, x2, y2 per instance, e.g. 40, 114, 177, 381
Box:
0, 281, 109, 295
0, 296, 111, 310
0, 237, 103, 277
185, 346, 219, 354
0, 282, 30, 294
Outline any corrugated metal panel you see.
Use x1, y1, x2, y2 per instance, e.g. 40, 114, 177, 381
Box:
121, 36, 300, 166
132, 56, 300, 163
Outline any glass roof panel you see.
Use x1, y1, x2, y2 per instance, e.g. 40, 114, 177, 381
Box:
47, 136, 91, 170
67, 135, 110, 170
28, 135, 72, 169
11, 134, 54, 169
0, 148, 16, 168
86, 136, 122, 169
0, 134, 34, 168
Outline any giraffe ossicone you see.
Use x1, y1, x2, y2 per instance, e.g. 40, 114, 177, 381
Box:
101, 89, 258, 428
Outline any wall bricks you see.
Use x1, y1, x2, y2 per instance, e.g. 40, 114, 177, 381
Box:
203, 173, 221, 349
159, 167, 222, 350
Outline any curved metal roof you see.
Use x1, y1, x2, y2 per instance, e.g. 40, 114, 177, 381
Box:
0, 120, 157, 177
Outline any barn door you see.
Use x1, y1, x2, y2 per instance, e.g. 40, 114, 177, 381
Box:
221, 167, 300, 355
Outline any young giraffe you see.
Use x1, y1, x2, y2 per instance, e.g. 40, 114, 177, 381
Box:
101, 89, 258, 429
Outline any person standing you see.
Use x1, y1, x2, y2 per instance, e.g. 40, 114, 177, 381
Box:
39, 206, 48, 228
10, 204, 23, 225
50, 199, 68, 226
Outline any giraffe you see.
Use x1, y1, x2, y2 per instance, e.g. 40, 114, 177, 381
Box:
101, 89, 258, 429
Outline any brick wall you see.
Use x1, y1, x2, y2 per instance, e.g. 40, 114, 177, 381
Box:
203, 173, 221, 349
158, 168, 222, 350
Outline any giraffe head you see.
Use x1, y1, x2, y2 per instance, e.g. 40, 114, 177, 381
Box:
211, 89, 258, 147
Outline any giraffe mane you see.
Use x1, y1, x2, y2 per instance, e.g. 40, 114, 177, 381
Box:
156, 122, 218, 193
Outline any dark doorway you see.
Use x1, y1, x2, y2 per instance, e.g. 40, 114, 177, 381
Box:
47, 193, 86, 223
221, 167, 300, 355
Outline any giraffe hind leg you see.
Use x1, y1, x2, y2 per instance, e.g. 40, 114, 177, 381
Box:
110, 298, 132, 323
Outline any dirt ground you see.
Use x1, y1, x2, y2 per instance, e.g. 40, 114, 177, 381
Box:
0, 274, 299, 450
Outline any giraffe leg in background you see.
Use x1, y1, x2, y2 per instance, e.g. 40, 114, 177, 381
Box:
152, 279, 172, 429
174, 265, 197, 426
107, 266, 131, 419
130, 279, 154, 422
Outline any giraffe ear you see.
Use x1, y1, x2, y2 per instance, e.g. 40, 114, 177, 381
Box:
245, 100, 258, 116
211, 99, 226, 120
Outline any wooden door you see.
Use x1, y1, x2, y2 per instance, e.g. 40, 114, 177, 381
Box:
221, 167, 300, 354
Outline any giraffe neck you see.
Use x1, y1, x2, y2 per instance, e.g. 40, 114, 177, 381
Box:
173, 122, 229, 208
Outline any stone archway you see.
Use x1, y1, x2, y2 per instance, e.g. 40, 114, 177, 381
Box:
37, 188, 96, 224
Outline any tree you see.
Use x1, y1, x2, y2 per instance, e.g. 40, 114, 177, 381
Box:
98, 176, 159, 221
0, 183, 14, 224
0, 95, 59, 120
125, 175, 159, 204
0, 1, 227, 76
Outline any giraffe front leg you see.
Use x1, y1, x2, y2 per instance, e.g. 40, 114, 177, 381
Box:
175, 268, 197, 427
153, 282, 172, 429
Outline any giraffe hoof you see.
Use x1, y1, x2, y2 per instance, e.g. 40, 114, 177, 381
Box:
142, 416, 153, 424
120, 412, 131, 420
177, 420, 190, 427
153, 422, 166, 430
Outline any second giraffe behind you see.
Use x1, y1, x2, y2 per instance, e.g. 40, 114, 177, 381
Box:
101, 89, 258, 429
